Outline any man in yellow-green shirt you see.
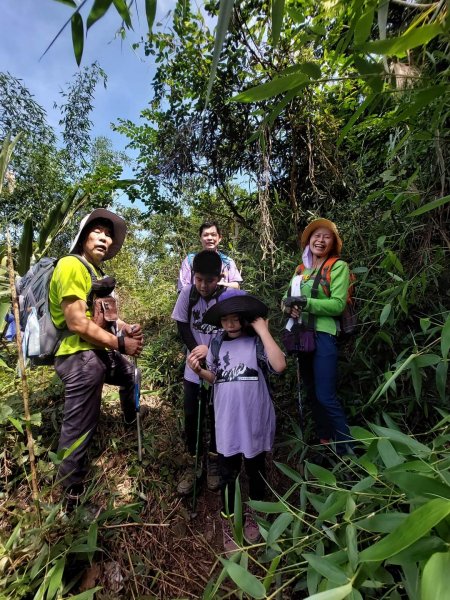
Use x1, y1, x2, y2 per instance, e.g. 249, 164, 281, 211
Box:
49, 208, 144, 509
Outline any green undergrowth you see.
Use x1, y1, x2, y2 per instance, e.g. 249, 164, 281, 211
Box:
204, 413, 450, 599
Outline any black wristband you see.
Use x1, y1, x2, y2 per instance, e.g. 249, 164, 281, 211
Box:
117, 336, 126, 354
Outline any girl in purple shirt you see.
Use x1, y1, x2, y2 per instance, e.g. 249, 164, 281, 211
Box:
188, 289, 286, 552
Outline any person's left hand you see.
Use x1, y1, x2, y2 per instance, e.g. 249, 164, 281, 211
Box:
250, 317, 269, 335
190, 344, 208, 361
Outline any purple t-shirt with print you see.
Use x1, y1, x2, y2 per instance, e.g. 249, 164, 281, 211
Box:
171, 285, 220, 383
177, 253, 243, 292
207, 334, 276, 458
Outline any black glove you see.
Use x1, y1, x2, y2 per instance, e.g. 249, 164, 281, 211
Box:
284, 296, 308, 310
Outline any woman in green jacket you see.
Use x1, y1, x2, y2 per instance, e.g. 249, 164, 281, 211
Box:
284, 218, 353, 456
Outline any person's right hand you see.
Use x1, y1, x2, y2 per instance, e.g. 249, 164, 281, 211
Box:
187, 353, 202, 374
123, 335, 143, 356
189, 344, 208, 361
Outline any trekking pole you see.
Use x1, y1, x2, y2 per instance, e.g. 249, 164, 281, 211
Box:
133, 356, 143, 463
191, 379, 204, 518
296, 354, 303, 430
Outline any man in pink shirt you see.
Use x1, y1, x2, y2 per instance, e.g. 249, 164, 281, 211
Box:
177, 221, 242, 292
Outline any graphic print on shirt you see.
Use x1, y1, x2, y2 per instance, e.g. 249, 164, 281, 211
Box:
192, 308, 217, 335
214, 341, 259, 383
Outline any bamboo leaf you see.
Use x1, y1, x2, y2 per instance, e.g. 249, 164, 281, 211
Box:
408, 195, 450, 217
231, 72, 309, 103
47, 557, 65, 600
409, 360, 422, 401
380, 303, 391, 326
305, 582, 353, 600
436, 362, 448, 402
271, 0, 285, 47
71, 12, 84, 66
441, 314, 450, 359
415, 354, 441, 368
247, 499, 288, 514
371, 424, 431, 456
346, 524, 358, 572
422, 551, 450, 600
274, 461, 303, 483
302, 554, 348, 584
267, 512, 294, 545
359, 498, 450, 562
371, 354, 416, 401
204, 0, 235, 110
355, 512, 409, 533
306, 462, 336, 487
145, 0, 157, 33
384, 472, 450, 501
112, 0, 132, 28
362, 23, 442, 56
17, 217, 33, 276
220, 558, 266, 599
336, 94, 376, 147
354, 7, 374, 45
53, 0, 77, 6
86, 0, 113, 30
66, 587, 103, 600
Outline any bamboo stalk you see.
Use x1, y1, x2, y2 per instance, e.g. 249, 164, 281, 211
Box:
5, 231, 41, 524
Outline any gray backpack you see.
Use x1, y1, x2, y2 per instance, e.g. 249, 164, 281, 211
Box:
17, 255, 98, 366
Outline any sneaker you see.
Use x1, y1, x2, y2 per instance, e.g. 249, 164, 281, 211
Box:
221, 513, 239, 554
207, 452, 220, 491
177, 456, 203, 495
244, 507, 261, 544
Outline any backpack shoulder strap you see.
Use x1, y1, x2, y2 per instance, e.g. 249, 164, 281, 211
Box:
187, 284, 200, 321
210, 331, 226, 364
217, 251, 231, 267
319, 256, 341, 297
70, 254, 103, 283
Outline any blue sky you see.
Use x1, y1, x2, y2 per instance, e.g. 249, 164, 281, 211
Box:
1, 0, 182, 207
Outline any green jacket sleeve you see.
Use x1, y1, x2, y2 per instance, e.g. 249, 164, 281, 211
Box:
306, 261, 349, 317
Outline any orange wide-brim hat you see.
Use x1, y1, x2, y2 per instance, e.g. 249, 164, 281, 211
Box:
300, 218, 343, 256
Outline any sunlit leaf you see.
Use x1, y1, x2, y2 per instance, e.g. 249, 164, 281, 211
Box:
231, 73, 309, 103
362, 23, 442, 56
304, 582, 353, 600
359, 498, 450, 562
422, 551, 450, 600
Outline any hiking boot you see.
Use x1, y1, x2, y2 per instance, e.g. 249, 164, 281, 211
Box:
244, 507, 261, 544
177, 456, 203, 495
64, 483, 85, 513
221, 513, 239, 554
207, 452, 220, 491
124, 405, 150, 430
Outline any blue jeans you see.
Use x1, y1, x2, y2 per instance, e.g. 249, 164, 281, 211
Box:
298, 332, 352, 454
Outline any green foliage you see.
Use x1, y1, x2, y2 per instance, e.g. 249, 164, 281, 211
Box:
205, 418, 450, 598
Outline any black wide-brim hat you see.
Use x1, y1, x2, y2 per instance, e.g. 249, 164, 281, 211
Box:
203, 289, 268, 327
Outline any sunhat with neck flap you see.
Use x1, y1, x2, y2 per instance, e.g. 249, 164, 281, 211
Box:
69, 208, 127, 261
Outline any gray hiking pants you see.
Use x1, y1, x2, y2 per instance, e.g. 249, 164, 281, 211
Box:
55, 349, 136, 489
